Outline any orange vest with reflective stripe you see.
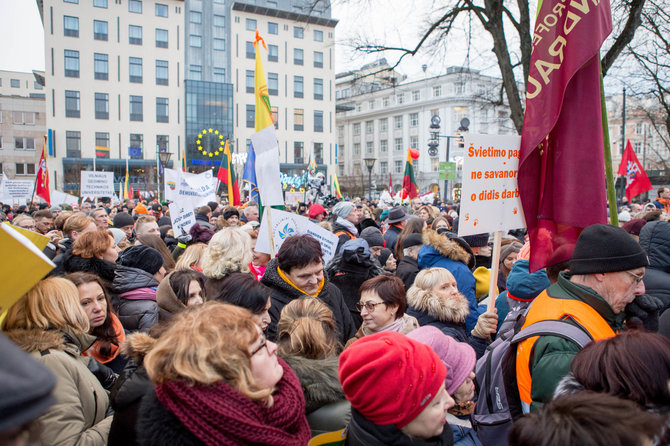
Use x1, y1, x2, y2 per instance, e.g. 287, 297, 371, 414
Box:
516, 289, 616, 404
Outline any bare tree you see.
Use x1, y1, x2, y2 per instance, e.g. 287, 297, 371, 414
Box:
351, 0, 647, 134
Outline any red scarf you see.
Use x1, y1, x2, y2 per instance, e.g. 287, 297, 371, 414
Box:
156, 358, 310, 446
82, 312, 125, 364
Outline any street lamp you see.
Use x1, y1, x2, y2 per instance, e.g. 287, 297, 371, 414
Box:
363, 157, 376, 201
157, 148, 172, 202
429, 116, 469, 202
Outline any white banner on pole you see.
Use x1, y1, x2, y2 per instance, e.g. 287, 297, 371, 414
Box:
256, 208, 339, 264
80, 171, 115, 198
252, 125, 284, 206
0, 173, 34, 202
458, 134, 526, 237
51, 190, 80, 207
164, 168, 216, 208
168, 200, 197, 237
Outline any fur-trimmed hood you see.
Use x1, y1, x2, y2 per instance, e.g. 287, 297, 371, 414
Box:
421, 230, 472, 265
4, 328, 95, 356
279, 354, 345, 414
120, 332, 157, 363
553, 373, 583, 399
406, 287, 470, 324
63, 254, 117, 282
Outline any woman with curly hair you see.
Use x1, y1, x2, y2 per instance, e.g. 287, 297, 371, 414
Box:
136, 302, 311, 445
201, 226, 252, 280
174, 242, 207, 272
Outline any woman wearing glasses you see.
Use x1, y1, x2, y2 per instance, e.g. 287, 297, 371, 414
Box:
345, 275, 419, 348
136, 302, 311, 445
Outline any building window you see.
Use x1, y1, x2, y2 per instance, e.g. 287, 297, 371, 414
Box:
268, 44, 278, 62
380, 140, 388, 152
268, 22, 278, 34
314, 29, 323, 42
93, 20, 108, 40
394, 115, 403, 129
635, 122, 643, 134
65, 90, 80, 118
94, 0, 107, 7
294, 26, 304, 38
294, 76, 304, 98
66, 131, 81, 157
365, 120, 373, 134
380, 161, 388, 174
314, 110, 323, 132
433, 86, 441, 97
379, 118, 388, 132
394, 160, 402, 173
213, 38, 225, 51
151, 60, 167, 86
314, 143, 323, 164
394, 138, 403, 151
128, 25, 142, 45
353, 123, 361, 136
155, 28, 168, 48
156, 97, 168, 123
314, 78, 323, 100
246, 18, 256, 31
246, 104, 255, 128
409, 113, 419, 127
14, 137, 24, 149
337, 126, 344, 137
190, 11, 202, 23
271, 106, 279, 129
353, 143, 360, 155
64, 50, 79, 78
15, 163, 36, 176
383, 97, 389, 107
129, 134, 143, 158
245, 70, 254, 93
314, 51, 323, 68
95, 132, 110, 158
94, 53, 108, 80
455, 82, 465, 94
63, 15, 79, 37
129, 57, 142, 83
397, 93, 405, 104
294, 142, 304, 164
190, 34, 202, 48
294, 109, 304, 131
129, 95, 143, 121
246, 41, 254, 59
366, 141, 374, 154
213, 14, 225, 27
634, 142, 642, 153
412, 90, 420, 101
268, 72, 278, 96
410, 135, 418, 148
155, 3, 168, 17
189, 64, 202, 80
128, 0, 142, 14
213, 67, 225, 83
95, 92, 109, 119
156, 135, 169, 151
294, 48, 303, 65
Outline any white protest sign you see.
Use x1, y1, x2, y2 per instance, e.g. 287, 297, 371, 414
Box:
164, 168, 216, 208
256, 208, 340, 264
458, 134, 526, 237
284, 191, 304, 206
252, 126, 284, 206
168, 200, 197, 236
80, 171, 115, 198
51, 190, 80, 207
0, 173, 34, 202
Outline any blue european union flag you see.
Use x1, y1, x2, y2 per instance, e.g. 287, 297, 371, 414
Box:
128, 146, 142, 158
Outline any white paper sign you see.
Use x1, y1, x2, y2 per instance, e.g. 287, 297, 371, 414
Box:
284, 192, 304, 206
0, 173, 34, 202
51, 190, 80, 207
252, 126, 284, 206
256, 208, 340, 263
164, 168, 216, 208
168, 200, 197, 236
458, 134, 526, 237
80, 171, 115, 198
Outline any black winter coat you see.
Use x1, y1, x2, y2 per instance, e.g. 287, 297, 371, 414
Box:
639, 221, 670, 312
262, 257, 356, 343
395, 256, 420, 291
63, 254, 117, 283
136, 390, 204, 446
346, 408, 454, 446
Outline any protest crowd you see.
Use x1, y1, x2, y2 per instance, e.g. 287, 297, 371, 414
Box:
1, 187, 670, 446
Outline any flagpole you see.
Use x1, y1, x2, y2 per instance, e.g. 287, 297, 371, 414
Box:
599, 53, 618, 226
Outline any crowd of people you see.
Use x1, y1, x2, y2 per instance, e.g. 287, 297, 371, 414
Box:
1, 186, 670, 446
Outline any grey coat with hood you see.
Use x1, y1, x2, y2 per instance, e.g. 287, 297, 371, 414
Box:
639, 221, 670, 312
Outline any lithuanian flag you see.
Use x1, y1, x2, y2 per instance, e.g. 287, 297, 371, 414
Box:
332, 173, 342, 199
217, 140, 241, 205
402, 148, 418, 200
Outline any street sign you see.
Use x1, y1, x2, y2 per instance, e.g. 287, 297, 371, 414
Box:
439, 162, 457, 180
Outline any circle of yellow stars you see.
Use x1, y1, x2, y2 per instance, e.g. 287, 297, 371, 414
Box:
196, 128, 225, 157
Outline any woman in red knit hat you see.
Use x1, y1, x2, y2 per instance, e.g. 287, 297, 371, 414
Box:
136, 301, 311, 445
339, 331, 455, 445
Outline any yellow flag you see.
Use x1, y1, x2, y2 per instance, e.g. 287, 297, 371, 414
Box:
254, 31, 274, 132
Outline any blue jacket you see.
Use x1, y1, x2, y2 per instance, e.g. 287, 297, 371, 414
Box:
418, 230, 480, 332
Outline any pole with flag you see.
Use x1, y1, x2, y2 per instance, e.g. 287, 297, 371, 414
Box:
617, 140, 653, 203
33, 135, 50, 204
517, 0, 613, 272
332, 173, 342, 199
308, 146, 317, 175
242, 140, 260, 204
388, 173, 394, 195
181, 147, 187, 172
124, 158, 130, 200
402, 148, 418, 202
217, 140, 241, 205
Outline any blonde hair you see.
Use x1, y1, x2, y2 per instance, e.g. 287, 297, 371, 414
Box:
135, 215, 157, 234
410, 267, 454, 293
143, 302, 275, 404
63, 212, 95, 238
175, 243, 207, 271
201, 227, 252, 279
2, 277, 90, 333
277, 298, 339, 359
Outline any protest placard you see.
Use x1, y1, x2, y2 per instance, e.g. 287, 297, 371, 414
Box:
256, 208, 339, 263
80, 171, 115, 198
51, 190, 80, 207
168, 200, 197, 237
164, 168, 216, 207
284, 191, 304, 206
0, 173, 34, 202
458, 134, 526, 237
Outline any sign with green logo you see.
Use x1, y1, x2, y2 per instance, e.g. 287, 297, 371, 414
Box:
439, 162, 457, 180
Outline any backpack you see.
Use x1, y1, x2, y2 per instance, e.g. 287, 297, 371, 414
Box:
471, 317, 593, 446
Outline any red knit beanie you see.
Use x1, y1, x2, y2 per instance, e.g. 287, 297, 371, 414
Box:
339, 331, 446, 428
308, 204, 327, 219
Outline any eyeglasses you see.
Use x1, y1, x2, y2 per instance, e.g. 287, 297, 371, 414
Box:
355, 301, 386, 313
250, 336, 270, 356
625, 270, 645, 284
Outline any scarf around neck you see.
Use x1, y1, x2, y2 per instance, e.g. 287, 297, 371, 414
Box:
82, 312, 125, 364
155, 358, 311, 446
277, 267, 325, 297
336, 217, 359, 236
361, 314, 418, 337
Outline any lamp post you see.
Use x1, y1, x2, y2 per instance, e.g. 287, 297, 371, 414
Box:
429, 116, 469, 203
363, 157, 376, 201
157, 148, 172, 202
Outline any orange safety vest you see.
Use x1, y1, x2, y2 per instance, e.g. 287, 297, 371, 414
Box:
334, 230, 356, 240
516, 289, 616, 404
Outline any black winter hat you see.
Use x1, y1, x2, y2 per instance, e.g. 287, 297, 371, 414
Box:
113, 212, 135, 228
360, 227, 384, 247
379, 248, 393, 266
223, 208, 239, 220
462, 233, 489, 248
569, 224, 649, 275
118, 245, 164, 274
403, 233, 423, 249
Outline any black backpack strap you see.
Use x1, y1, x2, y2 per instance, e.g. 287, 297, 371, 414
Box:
510, 319, 594, 348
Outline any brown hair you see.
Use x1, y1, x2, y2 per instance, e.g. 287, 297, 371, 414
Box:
359, 275, 407, 318
277, 298, 339, 359
277, 234, 322, 273
54, 211, 73, 231
71, 230, 113, 258
63, 212, 95, 238
136, 234, 176, 272
395, 217, 425, 260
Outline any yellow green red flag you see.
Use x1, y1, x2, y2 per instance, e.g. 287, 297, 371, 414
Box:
332, 173, 342, 199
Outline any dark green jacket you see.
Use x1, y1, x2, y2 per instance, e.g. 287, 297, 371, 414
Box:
527, 272, 625, 412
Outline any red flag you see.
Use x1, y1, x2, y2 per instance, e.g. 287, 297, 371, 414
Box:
402, 149, 418, 200
517, 0, 612, 272
388, 173, 394, 195
35, 136, 50, 204
216, 140, 241, 205
617, 140, 652, 202
129, 184, 134, 199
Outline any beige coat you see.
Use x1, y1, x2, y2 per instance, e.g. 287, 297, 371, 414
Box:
5, 328, 112, 446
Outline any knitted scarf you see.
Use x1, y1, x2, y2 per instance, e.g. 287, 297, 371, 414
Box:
155, 358, 311, 446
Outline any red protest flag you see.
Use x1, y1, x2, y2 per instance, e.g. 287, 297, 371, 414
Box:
388, 173, 394, 195
35, 136, 51, 204
402, 148, 418, 200
517, 0, 612, 272
617, 140, 652, 203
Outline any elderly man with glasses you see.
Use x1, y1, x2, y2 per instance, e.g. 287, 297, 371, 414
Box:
515, 224, 650, 414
